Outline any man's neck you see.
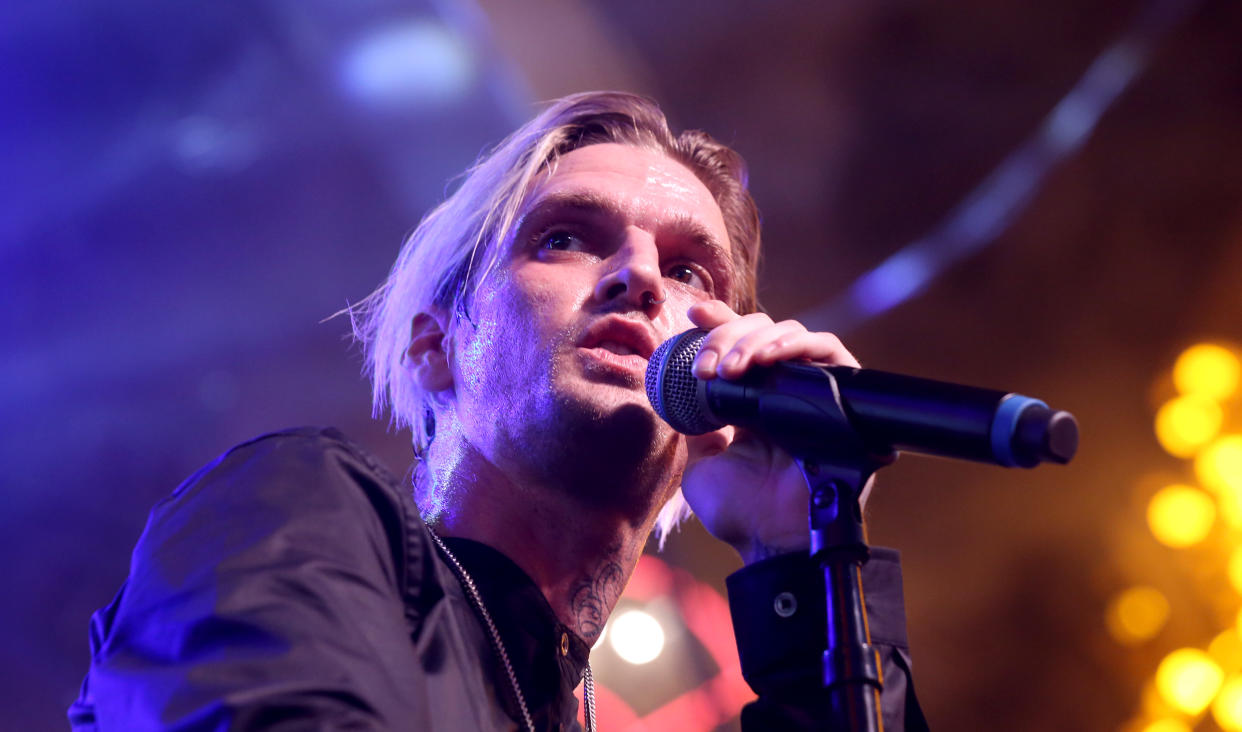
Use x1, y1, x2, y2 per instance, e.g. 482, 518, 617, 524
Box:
426, 438, 670, 644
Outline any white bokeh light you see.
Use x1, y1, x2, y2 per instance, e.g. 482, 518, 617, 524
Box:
340, 19, 474, 109
609, 609, 665, 665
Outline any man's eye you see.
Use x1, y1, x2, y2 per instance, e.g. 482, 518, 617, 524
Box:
667, 263, 708, 291
541, 230, 581, 251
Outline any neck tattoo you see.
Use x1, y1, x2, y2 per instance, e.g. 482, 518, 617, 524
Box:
569, 559, 625, 641
427, 527, 596, 732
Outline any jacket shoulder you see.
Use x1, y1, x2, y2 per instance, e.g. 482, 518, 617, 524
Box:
140, 426, 436, 622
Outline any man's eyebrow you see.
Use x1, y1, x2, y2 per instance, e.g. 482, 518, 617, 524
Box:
522, 191, 728, 250
516, 191, 624, 228
515, 189, 736, 287
664, 212, 731, 262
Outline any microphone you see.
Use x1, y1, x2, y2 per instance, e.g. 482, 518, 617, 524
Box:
645, 328, 1078, 468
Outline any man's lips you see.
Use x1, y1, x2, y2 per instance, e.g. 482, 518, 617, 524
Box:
579, 317, 658, 357
578, 317, 659, 375
579, 346, 649, 375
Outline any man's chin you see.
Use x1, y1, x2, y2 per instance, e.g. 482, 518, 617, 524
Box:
513, 387, 683, 514
562, 380, 657, 427
552, 393, 666, 459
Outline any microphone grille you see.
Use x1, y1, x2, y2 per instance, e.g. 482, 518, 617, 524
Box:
645, 328, 716, 435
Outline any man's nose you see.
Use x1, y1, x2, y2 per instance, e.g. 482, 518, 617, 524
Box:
593, 227, 666, 311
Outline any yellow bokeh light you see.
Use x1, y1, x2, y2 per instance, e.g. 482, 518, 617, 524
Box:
1107, 586, 1170, 644
1175, 343, 1241, 400
1147, 485, 1217, 547
1229, 550, 1242, 595
1211, 630, 1242, 672
1220, 487, 1242, 529
1196, 436, 1242, 493
1142, 679, 1174, 719
1157, 648, 1225, 715
1155, 396, 1224, 457
1216, 675, 1242, 731
1142, 720, 1191, 732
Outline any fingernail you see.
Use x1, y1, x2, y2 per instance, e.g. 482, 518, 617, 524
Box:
720, 351, 741, 375
693, 350, 718, 377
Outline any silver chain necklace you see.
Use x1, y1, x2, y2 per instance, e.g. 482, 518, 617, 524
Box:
426, 527, 596, 732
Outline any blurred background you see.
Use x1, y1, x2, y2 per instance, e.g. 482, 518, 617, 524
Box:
3, 0, 1241, 729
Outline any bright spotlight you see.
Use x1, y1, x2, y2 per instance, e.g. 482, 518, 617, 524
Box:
609, 609, 665, 665
1175, 344, 1241, 400
1156, 648, 1224, 715
1147, 485, 1216, 547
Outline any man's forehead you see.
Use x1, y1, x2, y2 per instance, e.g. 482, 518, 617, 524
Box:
523, 144, 728, 232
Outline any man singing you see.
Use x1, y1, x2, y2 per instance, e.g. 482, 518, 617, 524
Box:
70, 92, 925, 730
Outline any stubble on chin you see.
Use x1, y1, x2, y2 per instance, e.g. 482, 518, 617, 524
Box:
526, 387, 681, 511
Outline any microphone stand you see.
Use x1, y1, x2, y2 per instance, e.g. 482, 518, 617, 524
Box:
757, 382, 894, 732
801, 456, 886, 732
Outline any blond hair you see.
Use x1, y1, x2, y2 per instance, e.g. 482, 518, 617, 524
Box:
351, 91, 762, 541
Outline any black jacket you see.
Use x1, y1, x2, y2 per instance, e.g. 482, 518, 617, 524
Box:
69, 428, 925, 730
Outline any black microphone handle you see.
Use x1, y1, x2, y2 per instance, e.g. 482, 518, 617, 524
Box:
701, 362, 1077, 468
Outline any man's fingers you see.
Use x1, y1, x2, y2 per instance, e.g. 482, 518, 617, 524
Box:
692, 313, 775, 378
750, 329, 860, 369
686, 301, 743, 377
720, 320, 809, 378
683, 301, 859, 379
686, 300, 738, 329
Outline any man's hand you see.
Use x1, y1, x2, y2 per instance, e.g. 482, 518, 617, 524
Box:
677, 300, 871, 565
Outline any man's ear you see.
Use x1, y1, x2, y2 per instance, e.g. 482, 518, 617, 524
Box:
406, 311, 454, 393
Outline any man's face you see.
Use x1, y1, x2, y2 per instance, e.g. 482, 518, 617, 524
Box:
446, 142, 735, 503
